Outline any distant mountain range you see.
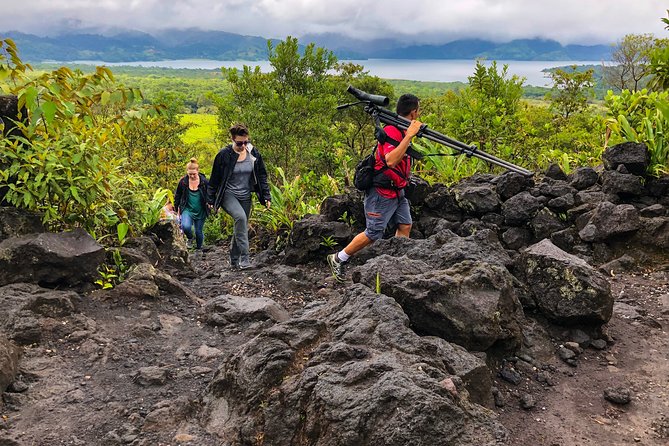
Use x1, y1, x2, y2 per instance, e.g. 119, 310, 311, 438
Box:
2, 28, 613, 63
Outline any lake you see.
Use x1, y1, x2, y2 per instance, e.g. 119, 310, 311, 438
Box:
71, 58, 605, 87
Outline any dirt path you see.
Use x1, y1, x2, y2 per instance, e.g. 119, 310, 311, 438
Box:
497, 269, 669, 446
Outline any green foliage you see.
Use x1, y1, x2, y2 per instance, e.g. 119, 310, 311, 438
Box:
421, 60, 527, 171
204, 209, 234, 245
519, 102, 605, 172
0, 39, 175, 241
605, 89, 669, 175
647, 11, 669, 91
179, 113, 219, 176
338, 211, 356, 227
217, 37, 342, 177
546, 65, 594, 118
252, 166, 339, 233
95, 248, 129, 289
113, 91, 193, 190
412, 140, 483, 184
320, 235, 338, 249
32, 63, 231, 112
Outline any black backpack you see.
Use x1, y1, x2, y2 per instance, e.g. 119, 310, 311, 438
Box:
353, 148, 381, 191
353, 127, 410, 192
353, 146, 408, 192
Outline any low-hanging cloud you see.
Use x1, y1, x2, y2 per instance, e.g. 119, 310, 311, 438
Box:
1, 0, 667, 44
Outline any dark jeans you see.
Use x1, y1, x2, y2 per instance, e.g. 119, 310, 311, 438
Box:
180, 211, 205, 249
222, 191, 252, 265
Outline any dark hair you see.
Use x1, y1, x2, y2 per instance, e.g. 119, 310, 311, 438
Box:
396, 94, 420, 116
229, 123, 249, 139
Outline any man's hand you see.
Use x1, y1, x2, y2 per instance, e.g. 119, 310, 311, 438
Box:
265, 201, 271, 209
406, 119, 423, 138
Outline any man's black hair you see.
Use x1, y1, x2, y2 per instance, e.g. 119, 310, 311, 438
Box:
396, 94, 419, 116
230, 123, 249, 138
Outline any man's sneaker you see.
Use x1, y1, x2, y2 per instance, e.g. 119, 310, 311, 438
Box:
239, 259, 253, 270
327, 253, 346, 282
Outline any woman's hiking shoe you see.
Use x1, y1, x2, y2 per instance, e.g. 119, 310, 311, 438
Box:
327, 253, 346, 282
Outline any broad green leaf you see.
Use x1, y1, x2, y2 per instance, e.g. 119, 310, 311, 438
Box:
101, 91, 111, 106
21, 86, 38, 110
41, 101, 57, 125
117, 222, 129, 244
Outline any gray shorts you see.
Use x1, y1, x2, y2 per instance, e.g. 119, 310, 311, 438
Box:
363, 187, 412, 241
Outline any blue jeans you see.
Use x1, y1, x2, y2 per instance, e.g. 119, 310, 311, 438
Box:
222, 191, 252, 265
180, 211, 205, 249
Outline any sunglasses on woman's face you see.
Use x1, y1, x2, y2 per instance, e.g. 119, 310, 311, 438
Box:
234, 140, 249, 147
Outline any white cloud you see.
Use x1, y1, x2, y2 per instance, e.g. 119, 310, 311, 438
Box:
0, 0, 667, 44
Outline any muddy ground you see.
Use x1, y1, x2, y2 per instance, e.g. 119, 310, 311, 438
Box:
0, 241, 667, 446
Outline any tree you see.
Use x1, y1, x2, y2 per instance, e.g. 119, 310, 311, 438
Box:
425, 60, 526, 168
114, 91, 192, 190
0, 38, 169, 239
546, 65, 594, 119
217, 37, 342, 177
647, 10, 669, 91
603, 34, 658, 92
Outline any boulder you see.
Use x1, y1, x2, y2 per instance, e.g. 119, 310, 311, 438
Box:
201, 294, 290, 327
0, 207, 44, 243
513, 239, 613, 325
578, 202, 641, 242
146, 221, 192, 277
495, 171, 534, 200
530, 208, 567, 240
601, 170, 644, 197
353, 256, 524, 353
502, 192, 545, 226
358, 229, 512, 269
570, 167, 600, 190
537, 178, 576, 198
284, 214, 353, 265
319, 190, 365, 226
0, 228, 104, 288
544, 163, 568, 181
203, 285, 505, 446
423, 184, 463, 221
501, 227, 533, 250
602, 142, 650, 176
404, 175, 431, 206
105, 263, 202, 304
0, 283, 81, 345
453, 183, 501, 215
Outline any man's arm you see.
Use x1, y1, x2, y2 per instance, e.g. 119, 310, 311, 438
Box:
385, 120, 422, 167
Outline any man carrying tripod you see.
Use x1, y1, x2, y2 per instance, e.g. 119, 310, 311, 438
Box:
327, 93, 422, 282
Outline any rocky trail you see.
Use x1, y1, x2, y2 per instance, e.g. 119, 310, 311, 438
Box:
1, 240, 667, 446
1, 142, 669, 445
496, 268, 669, 445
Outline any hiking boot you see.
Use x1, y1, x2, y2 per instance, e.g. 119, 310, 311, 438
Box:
239, 259, 253, 270
327, 253, 346, 282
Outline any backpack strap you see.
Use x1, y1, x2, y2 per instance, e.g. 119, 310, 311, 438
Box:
373, 117, 425, 160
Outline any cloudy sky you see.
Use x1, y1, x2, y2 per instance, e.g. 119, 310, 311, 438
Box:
2, 0, 667, 44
